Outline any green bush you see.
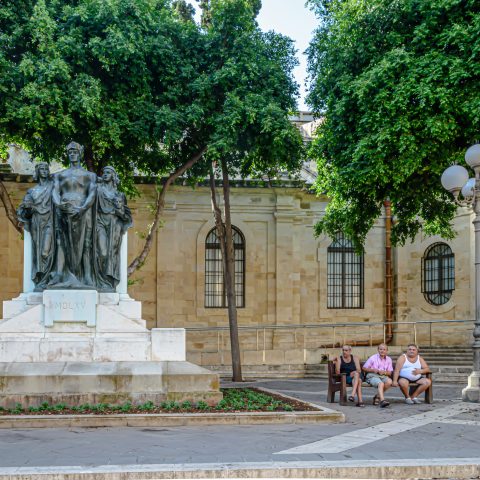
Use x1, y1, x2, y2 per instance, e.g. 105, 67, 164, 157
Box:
196, 401, 209, 411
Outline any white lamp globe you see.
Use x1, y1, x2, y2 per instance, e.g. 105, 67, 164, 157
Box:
461, 177, 476, 198
465, 144, 480, 170
441, 165, 469, 193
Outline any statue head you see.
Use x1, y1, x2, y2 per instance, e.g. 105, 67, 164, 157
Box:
102, 166, 120, 186
33, 162, 51, 182
66, 141, 84, 166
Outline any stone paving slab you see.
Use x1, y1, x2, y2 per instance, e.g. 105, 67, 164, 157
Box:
0, 378, 478, 479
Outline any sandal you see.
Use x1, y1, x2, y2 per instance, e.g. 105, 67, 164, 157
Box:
379, 400, 390, 408
348, 395, 355, 403
356, 402, 365, 407
372, 394, 380, 406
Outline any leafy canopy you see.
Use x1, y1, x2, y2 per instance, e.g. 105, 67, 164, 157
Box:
0, 0, 304, 187
307, 0, 480, 249
196, 0, 304, 178
0, 0, 206, 188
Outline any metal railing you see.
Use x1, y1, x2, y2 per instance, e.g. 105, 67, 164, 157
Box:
185, 319, 474, 361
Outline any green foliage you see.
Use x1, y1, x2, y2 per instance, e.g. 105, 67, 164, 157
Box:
0, 0, 205, 180
196, 400, 210, 410
11, 403, 24, 414
161, 401, 181, 411
120, 402, 133, 412
89, 403, 110, 413
0, 389, 299, 414
307, 0, 480, 249
199, 0, 305, 179
138, 401, 155, 411
0, 0, 303, 184
219, 388, 294, 411
173, 0, 196, 21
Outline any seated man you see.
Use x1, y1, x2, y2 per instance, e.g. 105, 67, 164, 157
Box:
393, 343, 431, 404
362, 343, 393, 408
334, 345, 364, 407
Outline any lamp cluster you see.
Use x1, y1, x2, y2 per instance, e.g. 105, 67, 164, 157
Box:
441, 144, 480, 204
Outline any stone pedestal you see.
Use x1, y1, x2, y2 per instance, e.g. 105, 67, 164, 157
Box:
462, 372, 480, 402
0, 291, 222, 407
0, 362, 220, 408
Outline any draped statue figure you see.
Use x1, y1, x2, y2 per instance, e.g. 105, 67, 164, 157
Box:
17, 142, 133, 293
50, 142, 97, 289
17, 162, 55, 290
96, 166, 132, 291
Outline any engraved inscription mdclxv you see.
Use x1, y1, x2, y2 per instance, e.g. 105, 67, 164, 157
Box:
48, 300, 87, 310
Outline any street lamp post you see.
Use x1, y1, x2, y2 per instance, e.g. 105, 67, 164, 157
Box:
441, 144, 480, 402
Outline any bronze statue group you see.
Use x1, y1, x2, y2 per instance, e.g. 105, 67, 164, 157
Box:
17, 142, 132, 293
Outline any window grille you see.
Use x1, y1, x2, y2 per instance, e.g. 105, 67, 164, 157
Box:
327, 232, 364, 309
422, 243, 455, 306
205, 226, 245, 308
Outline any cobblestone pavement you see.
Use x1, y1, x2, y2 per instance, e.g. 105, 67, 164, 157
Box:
0, 378, 478, 477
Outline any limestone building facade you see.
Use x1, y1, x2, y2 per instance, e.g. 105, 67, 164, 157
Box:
0, 126, 475, 371
0, 172, 474, 371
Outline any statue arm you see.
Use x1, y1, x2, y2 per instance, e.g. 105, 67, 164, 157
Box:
118, 193, 133, 232
52, 174, 61, 207
17, 192, 33, 223
80, 174, 97, 211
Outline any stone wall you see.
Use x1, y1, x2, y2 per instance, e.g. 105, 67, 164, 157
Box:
0, 178, 474, 367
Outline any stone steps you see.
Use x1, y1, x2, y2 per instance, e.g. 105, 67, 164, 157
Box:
304, 364, 328, 379
419, 347, 472, 383
422, 357, 472, 362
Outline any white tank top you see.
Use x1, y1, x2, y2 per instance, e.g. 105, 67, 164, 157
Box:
399, 354, 422, 381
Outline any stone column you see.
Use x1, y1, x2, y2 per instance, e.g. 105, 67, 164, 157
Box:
274, 194, 302, 326
116, 233, 128, 295
23, 230, 35, 293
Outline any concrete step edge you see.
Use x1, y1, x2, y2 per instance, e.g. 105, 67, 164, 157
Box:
0, 458, 479, 479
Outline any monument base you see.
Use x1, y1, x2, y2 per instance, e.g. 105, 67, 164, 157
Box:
0, 361, 221, 408
1, 291, 222, 407
462, 371, 480, 402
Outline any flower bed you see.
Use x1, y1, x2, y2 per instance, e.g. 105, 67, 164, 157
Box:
0, 388, 319, 415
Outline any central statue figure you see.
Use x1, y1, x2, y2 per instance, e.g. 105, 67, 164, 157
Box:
51, 142, 98, 289
17, 141, 132, 292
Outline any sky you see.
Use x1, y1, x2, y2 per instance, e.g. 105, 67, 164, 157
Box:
185, 0, 319, 111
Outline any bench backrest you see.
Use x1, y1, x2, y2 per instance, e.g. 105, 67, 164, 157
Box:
328, 360, 397, 383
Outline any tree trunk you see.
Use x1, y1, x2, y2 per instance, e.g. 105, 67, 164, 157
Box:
0, 178, 23, 235
221, 159, 243, 382
209, 163, 226, 260
84, 145, 95, 172
128, 147, 206, 276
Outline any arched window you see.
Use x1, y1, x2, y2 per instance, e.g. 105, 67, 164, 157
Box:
327, 232, 364, 309
422, 243, 455, 306
205, 226, 245, 308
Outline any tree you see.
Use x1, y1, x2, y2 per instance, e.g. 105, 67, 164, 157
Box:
198, 0, 304, 381
306, 0, 480, 250
0, 0, 304, 382
0, 0, 210, 267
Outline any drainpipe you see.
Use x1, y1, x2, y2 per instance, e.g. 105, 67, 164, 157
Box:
384, 199, 394, 344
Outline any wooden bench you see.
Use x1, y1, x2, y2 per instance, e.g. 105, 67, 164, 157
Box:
327, 360, 433, 405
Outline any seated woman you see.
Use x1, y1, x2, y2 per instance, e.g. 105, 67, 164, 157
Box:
334, 345, 364, 407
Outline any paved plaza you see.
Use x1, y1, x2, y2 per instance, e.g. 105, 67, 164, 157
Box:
0, 378, 479, 478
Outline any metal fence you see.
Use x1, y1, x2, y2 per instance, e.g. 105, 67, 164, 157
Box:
185, 319, 474, 360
